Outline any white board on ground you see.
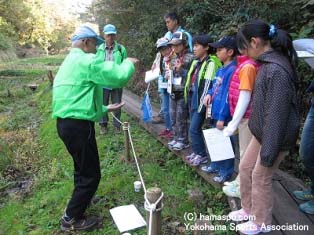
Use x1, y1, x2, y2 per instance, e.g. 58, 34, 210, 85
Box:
110, 204, 146, 233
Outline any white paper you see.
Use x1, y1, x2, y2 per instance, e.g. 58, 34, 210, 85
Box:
145, 69, 159, 83
173, 76, 182, 85
110, 204, 146, 233
202, 128, 235, 162
159, 82, 168, 89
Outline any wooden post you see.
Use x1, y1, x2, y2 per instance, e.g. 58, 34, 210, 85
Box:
47, 70, 54, 86
146, 187, 163, 235
123, 122, 131, 161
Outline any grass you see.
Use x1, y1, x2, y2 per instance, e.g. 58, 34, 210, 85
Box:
0, 55, 234, 235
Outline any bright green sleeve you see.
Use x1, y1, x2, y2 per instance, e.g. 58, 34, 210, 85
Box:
89, 51, 135, 88
102, 105, 108, 114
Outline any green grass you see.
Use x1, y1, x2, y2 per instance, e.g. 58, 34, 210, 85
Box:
0, 55, 233, 235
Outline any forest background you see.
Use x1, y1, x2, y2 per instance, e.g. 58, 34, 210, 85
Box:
0, 1, 314, 233
1, 0, 314, 103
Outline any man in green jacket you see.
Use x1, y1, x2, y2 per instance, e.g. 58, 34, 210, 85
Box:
98, 24, 128, 134
52, 25, 135, 232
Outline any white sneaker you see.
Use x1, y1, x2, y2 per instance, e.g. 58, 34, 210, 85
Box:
172, 142, 189, 151
222, 185, 241, 198
228, 208, 252, 222
168, 140, 177, 148
224, 180, 239, 187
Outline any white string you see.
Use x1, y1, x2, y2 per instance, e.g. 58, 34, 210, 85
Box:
110, 112, 164, 235
110, 112, 123, 125
110, 112, 147, 192
144, 192, 164, 235
127, 127, 147, 193
146, 82, 150, 93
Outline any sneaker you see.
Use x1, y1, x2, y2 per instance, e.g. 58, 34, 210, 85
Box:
188, 155, 208, 166
168, 140, 177, 148
185, 152, 196, 161
223, 185, 241, 198
213, 174, 232, 184
60, 215, 99, 231
228, 208, 251, 222
224, 180, 239, 187
158, 129, 169, 136
172, 142, 189, 151
299, 200, 314, 214
100, 126, 108, 135
164, 131, 173, 139
152, 116, 164, 124
236, 221, 271, 235
201, 164, 218, 174
293, 190, 314, 201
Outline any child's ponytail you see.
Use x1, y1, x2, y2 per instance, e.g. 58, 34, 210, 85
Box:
270, 26, 298, 69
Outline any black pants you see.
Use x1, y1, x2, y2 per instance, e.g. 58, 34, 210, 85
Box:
57, 118, 101, 219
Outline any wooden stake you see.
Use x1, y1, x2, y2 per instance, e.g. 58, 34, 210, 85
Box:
146, 187, 163, 235
123, 122, 131, 161
47, 70, 54, 86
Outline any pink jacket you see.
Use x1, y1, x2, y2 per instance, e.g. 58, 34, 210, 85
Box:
228, 55, 259, 118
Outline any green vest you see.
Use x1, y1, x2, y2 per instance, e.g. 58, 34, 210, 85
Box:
184, 55, 221, 102
52, 48, 134, 122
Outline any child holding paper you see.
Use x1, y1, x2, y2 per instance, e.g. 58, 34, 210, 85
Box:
202, 36, 238, 183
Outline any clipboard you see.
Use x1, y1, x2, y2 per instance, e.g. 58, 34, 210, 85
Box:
202, 128, 234, 162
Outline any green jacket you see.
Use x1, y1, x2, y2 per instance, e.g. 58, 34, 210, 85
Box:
97, 41, 127, 64
52, 48, 134, 122
184, 55, 221, 103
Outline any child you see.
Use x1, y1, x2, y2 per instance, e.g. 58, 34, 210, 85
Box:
155, 37, 176, 139
167, 32, 194, 150
202, 36, 238, 183
222, 53, 259, 197
228, 20, 299, 235
184, 35, 221, 166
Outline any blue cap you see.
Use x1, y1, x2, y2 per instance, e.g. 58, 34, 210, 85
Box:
103, 24, 117, 35
71, 25, 104, 46
209, 36, 237, 50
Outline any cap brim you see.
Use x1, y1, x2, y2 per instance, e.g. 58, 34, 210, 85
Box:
104, 31, 117, 35
96, 36, 104, 46
208, 41, 224, 48
296, 50, 314, 58
157, 45, 168, 50
168, 40, 182, 45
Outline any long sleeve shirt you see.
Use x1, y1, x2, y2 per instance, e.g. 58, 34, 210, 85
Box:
208, 60, 236, 121
52, 48, 134, 122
